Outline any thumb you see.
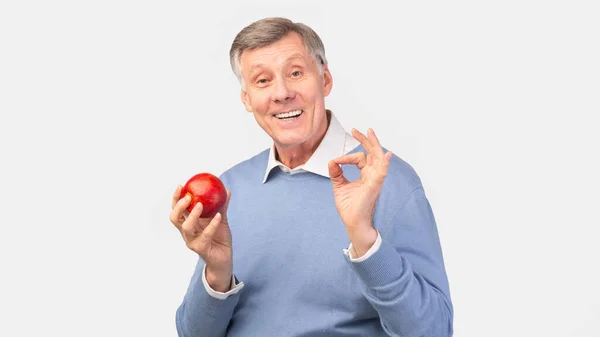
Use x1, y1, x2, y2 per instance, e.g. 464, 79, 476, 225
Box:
328, 160, 348, 187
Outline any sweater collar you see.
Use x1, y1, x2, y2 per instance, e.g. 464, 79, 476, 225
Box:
262, 110, 355, 183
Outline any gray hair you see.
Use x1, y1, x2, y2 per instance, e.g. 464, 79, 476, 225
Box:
229, 17, 328, 91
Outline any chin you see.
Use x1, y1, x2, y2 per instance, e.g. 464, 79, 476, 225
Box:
276, 137, 306, 147
274, 133, 309, 147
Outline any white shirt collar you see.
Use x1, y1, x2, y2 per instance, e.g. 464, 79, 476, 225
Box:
262, 110, 360, 183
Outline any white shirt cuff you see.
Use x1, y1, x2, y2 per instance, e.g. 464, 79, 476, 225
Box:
202, 264, 244, 299
343, 231, 382, 262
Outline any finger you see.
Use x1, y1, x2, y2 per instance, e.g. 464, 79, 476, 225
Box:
367, 128, 385, 158
375, 151, 393, 178
171, 185, 183, 209
385, 151, 393, 163
351, 128, 373, 153
181, 202, 204, 238
170, 194, 192, 228
169, 209, 183, 231
194, 212, 223, 252
176, 194, 192, 214
328, 160, 349, 187
332, 152, 367, 169
188, 199, 204, 220
383, 151, 393, 168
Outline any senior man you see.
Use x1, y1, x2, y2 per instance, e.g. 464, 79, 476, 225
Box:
170, 17, 453, 337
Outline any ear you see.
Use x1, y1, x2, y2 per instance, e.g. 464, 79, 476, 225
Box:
321, 64, 333, 97
240, 90, 253, 113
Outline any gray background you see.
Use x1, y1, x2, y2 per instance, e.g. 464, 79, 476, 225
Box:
1, 0, 599, 336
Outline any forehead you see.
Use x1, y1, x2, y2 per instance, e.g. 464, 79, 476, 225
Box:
240, 32, 310, 70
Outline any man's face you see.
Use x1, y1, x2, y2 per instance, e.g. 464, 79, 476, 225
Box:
239, 32, 333, 149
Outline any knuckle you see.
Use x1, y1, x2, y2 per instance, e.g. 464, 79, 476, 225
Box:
181, 220, 193, 233
180, 221, 190, 233
183, 229, 196, 241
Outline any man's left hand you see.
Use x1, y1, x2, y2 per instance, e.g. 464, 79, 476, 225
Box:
328, 128, 392, 257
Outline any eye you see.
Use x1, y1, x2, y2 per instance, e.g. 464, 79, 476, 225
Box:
257, 78, 268, 84
291, 71, 302, 77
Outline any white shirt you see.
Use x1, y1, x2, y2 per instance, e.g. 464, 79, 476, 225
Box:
203, 111, 383, 299
263, 110, 360, 182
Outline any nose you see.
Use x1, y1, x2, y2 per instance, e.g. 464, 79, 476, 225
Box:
272, 77, 295, 103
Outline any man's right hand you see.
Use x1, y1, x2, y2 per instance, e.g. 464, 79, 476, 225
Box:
169, 184, 234, 292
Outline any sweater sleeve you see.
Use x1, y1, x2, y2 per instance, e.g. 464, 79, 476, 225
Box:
176, 258, 243, 337
344, 186, 454, 337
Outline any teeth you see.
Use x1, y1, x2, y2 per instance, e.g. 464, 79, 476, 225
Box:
275, 110, 302, 119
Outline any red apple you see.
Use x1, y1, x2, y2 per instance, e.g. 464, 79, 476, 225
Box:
180, 173, 227, 218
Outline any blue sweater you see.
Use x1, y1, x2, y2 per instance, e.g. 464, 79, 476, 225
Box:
176, 145, 453, 336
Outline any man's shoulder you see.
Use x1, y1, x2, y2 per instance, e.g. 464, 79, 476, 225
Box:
387, 150, 422, 188
370, 145, 424, 199
351, 144, 422, 190
218, 148, 270, 185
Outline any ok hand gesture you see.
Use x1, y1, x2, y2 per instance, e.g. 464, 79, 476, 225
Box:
328, 128, 392, 255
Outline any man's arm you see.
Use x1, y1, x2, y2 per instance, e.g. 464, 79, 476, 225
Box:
169, 178, 241, 336
345, 186, 453, 337
176, 259, 244, 337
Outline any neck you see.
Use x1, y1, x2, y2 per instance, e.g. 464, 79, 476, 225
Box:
275, 110, 331, 169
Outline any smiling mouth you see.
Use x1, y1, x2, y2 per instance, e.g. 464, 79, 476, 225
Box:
273, 109, 303, 120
